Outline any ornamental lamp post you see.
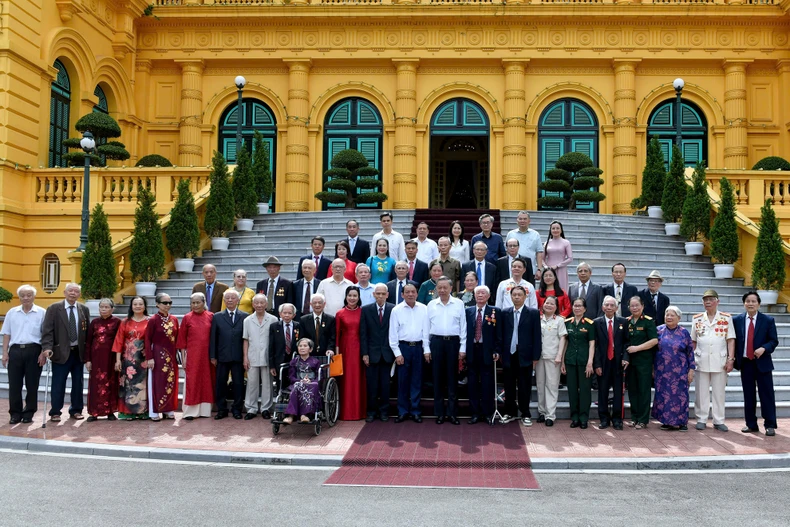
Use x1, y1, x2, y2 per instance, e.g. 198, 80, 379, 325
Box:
673, 78, 684, 148
77, 130, 96, 252
234, 75, 246, 159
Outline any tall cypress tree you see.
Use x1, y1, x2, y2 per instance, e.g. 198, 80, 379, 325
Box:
129, 187, 165, 282
661, 145, 687, 223
232, 144, 257, 219
680, 161, 711, 242
709, 177, 739, 265
638, 136, 666, 208
204, 150, 235, 237
80, 203, 118, 299
166, 179, 200, 259
752, 199, 786, 291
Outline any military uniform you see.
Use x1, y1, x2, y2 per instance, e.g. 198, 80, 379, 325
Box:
626, 314, 658, 426
564, 316, 595, 425
691, 310, 735, 426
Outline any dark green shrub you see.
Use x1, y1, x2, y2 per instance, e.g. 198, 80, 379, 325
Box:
555, 152, 592, 173
751, 198, 786, 290
166, 179, 200, 259
136, 154, 173, 167
252, 131, 273, 203
129, 187, 165, 282
232, 145, 257, 219
539, 151, 605, 210
0, 287, 13, 303
661, 144, 687, 223
314, 148, 387, 208
752, 156, 790, 171
636, 137, 666, 208
680, 161, 711, 242
62, 113, 130, 167
63, 152, 103, 167
203, 151, 235, 237
80, 203, 118, 299
97, 143, 131, 161
75, 112, 122, 138
709, 177, 740, 264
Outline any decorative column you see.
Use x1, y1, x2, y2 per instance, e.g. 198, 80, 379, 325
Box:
777, 60, 790, 159
284, 59, 311, 211
175, 59, 204, 167
502, 59, 528, 210
392, 59, 419, 209
612, 59, 640, 214
723, 60, 752, 169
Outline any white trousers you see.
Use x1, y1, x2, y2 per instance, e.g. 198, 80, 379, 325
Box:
695, 370, 727, 425
535, 358, 562, 421
245, 366, 273, 414
147, 369, 174, 419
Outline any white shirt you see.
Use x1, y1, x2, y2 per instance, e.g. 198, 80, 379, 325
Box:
388, 301, 430, 357
64, 300, 80, 346
506, 228, 543, 266
413, 237, 439, 264
358, 283, 375, 306
495, 279, 538, 311
691, 310, 735, 372
427, 297, 468, 354
372, 230, 407, 261
449, 240, 470, 265
0, 304, 46, 346
316, 277, 353, 316
242, 312, 278, 367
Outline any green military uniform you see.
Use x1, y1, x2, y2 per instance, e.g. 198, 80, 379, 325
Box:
564, 316, 596, 425
626, 314, 658, 425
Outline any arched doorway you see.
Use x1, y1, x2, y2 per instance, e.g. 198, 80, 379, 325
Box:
430, 98, 490, 209
49, 59, 71, 168
647, 99, 707, 168
537, 98, 599, 211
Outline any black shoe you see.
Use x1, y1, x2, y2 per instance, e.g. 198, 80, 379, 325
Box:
545, 419, 554, 427
580, 422, 588, 430
536, 414, 546, 423
766, 428, 776, 437
233, 412, 243, 420
741, 426, 759, 433
613, 422, 624, 431
214, 412, 228, 420
412, 415, 422, 423
21, 417, 33, 424
244, 412, 256, 420
468, 416, 480, 425
380, 415, 389, 422
86, 416, 98, 422
570, 421, 580, 428
660, 424, 675, 431
598, 420, 610, 430
262, 411, 271, 420
435, 417, 444, 425
184, 416, 194, 421
448, 417, 460, 425
394, 415, 408, 423
107, 414, 117, 421
365, 415, 376, 423
9, 416, 21, 425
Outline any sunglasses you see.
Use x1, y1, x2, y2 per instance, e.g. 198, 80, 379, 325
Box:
159, 301, 173, 305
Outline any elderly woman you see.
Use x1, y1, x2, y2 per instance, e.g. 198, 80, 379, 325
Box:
175, 292, 215, 420
85, 298, 122, 421
283, 338, 322, 424
145, 293, 180, 422
537, 296, 567, 427
417, 262, 444, 305
221, 269, 256, 314
653, 306, 695, 431
112, 297, 150, 420
330, 240, 358, 283
626, 295, 659, 429
563, 297, 595, 429
458, 271, 478, 307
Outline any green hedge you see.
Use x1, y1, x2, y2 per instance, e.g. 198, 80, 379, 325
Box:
136, 154, 173, 167
80, 203, 118, 299
752, 156, 790, 171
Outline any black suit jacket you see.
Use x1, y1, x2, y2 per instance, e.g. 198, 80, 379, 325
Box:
601, 282, 639, 317
733, 312, 779, 372
209, 310, 249, 363
639, 288, 671, 327
296, 255, 332, 281
495, 255, 535, 288
568, 281, 604, 319
592, 315, 630, 370
462, 260, 498, 296
268, 320, 301, 369
500, 306, 541, 367
386, 279, 419, 305
405, 258, 429, 285
40, 301, 90, 364
290, 277, 320, 318
256, 276, 293, 317
299, 312, 336, 356
360, 302, 395, 364
465, 305, 502, 366
345, 237, 371, 264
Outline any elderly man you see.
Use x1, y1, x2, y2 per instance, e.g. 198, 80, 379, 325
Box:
372, 211, 406, 261
496, 238, 535, 287
465, 285, 501, 424
470, 213, 506, 265
389, 283, 429, 423
316, 259, 353, 316
344, 219, 371, 264
299, 294, 336, 357
386, 261, 419, 305
639, 270, 670, 327
255, 256, 292, 318
568, 262, 603, 319
355, 264, 376, 306
210, 289, 249, 419
360, 284, 395, 422
602, 263, 639, 317
40, 283, 90, 421
500, 285, 541, 425
691, 289, 735, 432
1, 285, 47, 424
243, 293, 279, 420
495, 257, 537, 310
296, 236, 332, 281
506, 210, 544, 280
430, 236, 462, 292
593, 295, 629, 430
426, 276, 467, 425
463, 241, 497, 298
291, 259, 320, 318
413, 222, 439, 264
193, 263, 229, 313
268, 303, 301, 375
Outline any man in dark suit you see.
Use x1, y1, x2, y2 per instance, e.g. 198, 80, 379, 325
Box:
268, 303, 301, 377
296, 236, 332, 280
386, 261, 419, 305
601, 263, 638, 317
255, 256, 292, 318
496, 238, 535, 287
733, 291, 780, 436
40, 282, 90, 421
568, 262, 603, 319
193, 263, 229, 313
299, 294, 336, 357
463, 241, 497, 302
344, 219, 370, 264
639, 270, 670, 327
404, 240, 429, 285
593, 295, 630, 430
291, 260, 320, 318
465, 286, 502, 424
210, 289, 249, 419
500, 285, 541, 425
360, 284, 395, 422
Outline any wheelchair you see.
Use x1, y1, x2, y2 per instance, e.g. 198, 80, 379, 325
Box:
271, 355, 339, 436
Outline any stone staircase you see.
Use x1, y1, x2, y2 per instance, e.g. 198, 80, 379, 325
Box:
3, 209, 790, 419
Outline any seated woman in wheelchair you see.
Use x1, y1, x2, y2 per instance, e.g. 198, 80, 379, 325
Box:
283, 338, 322, 424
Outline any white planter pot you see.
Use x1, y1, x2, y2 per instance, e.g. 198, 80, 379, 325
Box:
135, 282, 157, 297
236, 218, 254, 231
757, 290, 779, 305
257, 202, 269, 215
684, 241, 704, 256
713, 264, 735, 279
174, 258, 195, 273
647, 206, 664, 219
664, 223, 681, 236
211, 237, 230, 251
85, 299, 101, 317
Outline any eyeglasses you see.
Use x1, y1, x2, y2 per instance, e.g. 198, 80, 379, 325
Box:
159, 301, 173, 305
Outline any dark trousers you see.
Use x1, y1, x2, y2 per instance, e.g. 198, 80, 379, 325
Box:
430, 336, 460, 418
397, 343, 423, 417
50, 348, 84, 416
503, 351, 533, 418
366, 359, 392, 417
7, 345, 43, 419
566, 362, 592, 424
467, 344, 494, 417
216, 360, 245, 414
627, 351, 653, 425
597, 358, 624, 424
741, 359, 777, 429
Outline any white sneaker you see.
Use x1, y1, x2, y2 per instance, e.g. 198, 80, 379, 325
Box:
522, 417, 533, 427
501, 414, 516, 424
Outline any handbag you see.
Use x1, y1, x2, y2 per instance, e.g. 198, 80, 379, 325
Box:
330, 353, 344, 377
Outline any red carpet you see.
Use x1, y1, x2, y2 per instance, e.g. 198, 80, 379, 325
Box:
324, 421, 539, 490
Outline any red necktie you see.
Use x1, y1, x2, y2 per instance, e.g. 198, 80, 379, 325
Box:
475, 309, 483, 343
303, 281, 311, 314
746, 317, 755, 360
607, 319, 614, 361
379, 306, 383, 323
409, 260, 414, 281
314, 256, 320, 269
285, 323, 292, 353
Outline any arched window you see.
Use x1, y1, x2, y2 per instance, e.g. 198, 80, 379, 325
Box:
538, 98, 599, 211
41, 253, 61, 294
49, 60, 71, 167
323, 97, 383, 209
647, 99, 708, 168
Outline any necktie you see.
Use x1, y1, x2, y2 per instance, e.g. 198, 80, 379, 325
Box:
303, 280, 311, 314
510, 310, 519, 354
206, 283, 213, 308
476, 262, 482, 286
379, 306, 383, 324
398, 281, 404, 304
229, 311, 235, 325
607, 319, 614, 361
616, 285, 621, 303
314, 256, 320, 268
267, 279, 275, 306
746, 317, 755, 360
580, 283, 587, 300
409, 260, 414, 281
475, 308, 483, 343
652, 293, 658, 311
67, 305, 78, 343
349, 237, 355, 254
315, 316, 321, 348
285, 323, 292, 353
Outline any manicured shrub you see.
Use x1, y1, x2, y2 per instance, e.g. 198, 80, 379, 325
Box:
137, 154, 173, 167
661, 144, 687, 223
129, 187, 165, 283
680, 161, 711, 242
751, 198, 786, 290
752, 156, 790, 171
252, 131, 273, 203
80, 203, 118, 299
315, 149, 386, 208
709, 177, 739, 264
232, 145, 257, 219
166, 179, 200, 259
203, 150, 235, 237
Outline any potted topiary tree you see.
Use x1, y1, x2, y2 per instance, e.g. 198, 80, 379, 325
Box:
679, 161, 711, 255
62, 113, 130, 167
661, 144, 687, 235
751, 198, 786, 305
633, 137, 665, 218
571, 165, 605, 211
166, 179, 200, 273
709, 177, 739, 279
232, 145, 257, 231
752, 156, 790, 171
80, 203, 118, 315
204, 151, 235, 250
129, 187, 165, 297
252, 131, 273, 214
314, 148, 387, 208
537, 165, 572, 210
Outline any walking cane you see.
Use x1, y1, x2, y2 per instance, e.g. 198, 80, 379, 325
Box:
42, 358, 51, 429
491, 359, 505, 425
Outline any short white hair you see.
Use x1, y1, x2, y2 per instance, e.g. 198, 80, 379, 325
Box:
279, 303, 295, 315
473, 285, 490, 295
190, 292, 206, 304
252, 293, 268, 304
223, 289, 240, 299
16, 284, 37, 296
310, 293, 325, 304
355, 264, 370, 274
665, 305, 683, 319
64, 283, 81, 292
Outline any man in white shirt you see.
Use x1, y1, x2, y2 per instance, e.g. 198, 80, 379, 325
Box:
372, 211, 406, 261
426, 277, 467, 425
316, 259, 354, 316
413, 222, 439, 264
355, 264, 375, 306
389, 283, 430, 423
506, 210, 544, 280
496, 257, 538, 310
242, 294, 279, 420
1, 285, 46, 424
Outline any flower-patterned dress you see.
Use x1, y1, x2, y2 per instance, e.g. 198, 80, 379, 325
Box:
85, 316, 122, 417
144, 313, 180, 413
285, 356, 322, 418
652, 324, 696, 426
111, 317, 150, 418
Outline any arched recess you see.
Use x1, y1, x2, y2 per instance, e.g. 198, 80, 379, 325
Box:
309, 82, 395, 127
647, 98, 708, 168
49, 59, 71, 168
203, 84, 287, 130
93, 57, 136, 116
526, 82, 613, 126
416, 83, 502, 127
43, 28, 95, 88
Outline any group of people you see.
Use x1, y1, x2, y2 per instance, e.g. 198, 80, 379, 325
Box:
0, 211, 780, 437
